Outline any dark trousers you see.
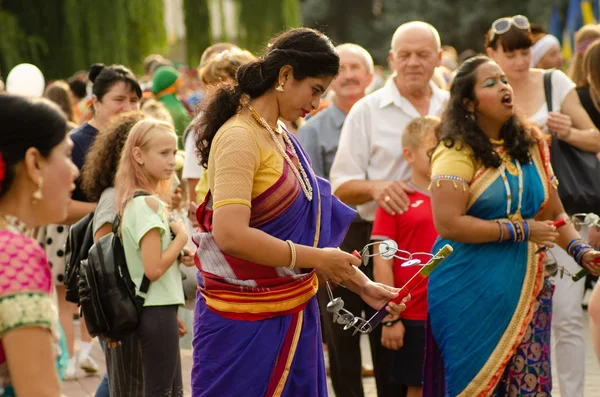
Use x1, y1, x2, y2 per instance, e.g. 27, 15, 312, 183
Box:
136, 305, 183, 397
318, 220, 395, 397
104, 332, 144, 397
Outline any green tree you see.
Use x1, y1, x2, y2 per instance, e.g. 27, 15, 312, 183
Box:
302, 0, 557, 66
184, 0, 212, 68
237, 0, 301, 53
0, 0, 166, 80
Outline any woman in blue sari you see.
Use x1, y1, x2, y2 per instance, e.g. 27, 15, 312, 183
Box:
424, 56, 600, 396
188, 28, 406, 397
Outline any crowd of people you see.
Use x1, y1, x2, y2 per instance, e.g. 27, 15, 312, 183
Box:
2, 12, 600, 397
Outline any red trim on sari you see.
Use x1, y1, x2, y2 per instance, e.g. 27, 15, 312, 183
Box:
265, 311, 303, 397
199, 272, 319, 321
251, 163, 301, 228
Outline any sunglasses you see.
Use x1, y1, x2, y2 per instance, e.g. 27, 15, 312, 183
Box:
489, 15, 530, 42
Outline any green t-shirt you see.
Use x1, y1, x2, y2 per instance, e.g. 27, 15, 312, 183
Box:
122, 195, 184, 307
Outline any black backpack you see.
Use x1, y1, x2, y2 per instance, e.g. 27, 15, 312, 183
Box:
78, 192, 151, 342
64, 212, 95, 304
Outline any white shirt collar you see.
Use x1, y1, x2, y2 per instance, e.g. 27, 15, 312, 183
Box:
378, 77, 447, 112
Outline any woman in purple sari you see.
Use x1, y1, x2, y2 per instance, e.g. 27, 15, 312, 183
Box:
189, 28, 406, 397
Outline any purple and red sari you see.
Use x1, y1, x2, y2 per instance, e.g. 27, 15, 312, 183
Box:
191, 132, 355, 397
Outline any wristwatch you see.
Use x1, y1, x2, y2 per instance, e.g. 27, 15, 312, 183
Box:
382, 318, 402, 327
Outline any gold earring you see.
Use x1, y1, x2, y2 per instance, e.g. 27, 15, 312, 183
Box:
276, 83, 284, 92
33, 176, 43, 201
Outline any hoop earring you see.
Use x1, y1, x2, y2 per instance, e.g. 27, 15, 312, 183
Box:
276, 84, 285, 92
32, 176, 43, 201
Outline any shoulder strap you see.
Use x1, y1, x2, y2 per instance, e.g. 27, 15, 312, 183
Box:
117, 190, 152, 295
112, 191, 152, 234
544, 71, 554, 112
132, 191, 152, 294
139, 275, 151, 294
133, 191, 151, 199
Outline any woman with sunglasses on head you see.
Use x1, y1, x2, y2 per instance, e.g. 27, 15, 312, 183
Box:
423, 55, 600, 397
485, 16, 600, 397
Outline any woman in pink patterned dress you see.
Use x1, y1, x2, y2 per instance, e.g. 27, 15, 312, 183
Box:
0, 94, 79, 396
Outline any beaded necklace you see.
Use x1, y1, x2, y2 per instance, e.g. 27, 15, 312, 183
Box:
490, 138, 524, 221
246, 104, 313, 201
499, 160, 524, 222
0, 214, 32, 237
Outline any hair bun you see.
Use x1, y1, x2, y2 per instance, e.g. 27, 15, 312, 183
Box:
237, 61, 270, 97
88, 63, 106, 83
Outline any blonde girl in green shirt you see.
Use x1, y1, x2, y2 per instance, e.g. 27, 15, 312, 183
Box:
114, 118, 192, 396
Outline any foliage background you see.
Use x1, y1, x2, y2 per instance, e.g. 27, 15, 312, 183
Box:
0, 0, 570, 80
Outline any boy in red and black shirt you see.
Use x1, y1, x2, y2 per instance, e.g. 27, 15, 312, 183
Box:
371, 116, 439, 397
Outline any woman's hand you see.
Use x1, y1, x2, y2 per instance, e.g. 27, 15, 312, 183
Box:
180, 247, 196, 267
547, 112, 572, 140
359, 281, 409, 316
381, 320, 405, 351
528, 220, 559, 248
581, 250, 600, 276
315, 248, 360, 284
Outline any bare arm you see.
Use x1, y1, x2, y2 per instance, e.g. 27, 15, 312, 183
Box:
4, 327, 60, 397
63, 200, 96, 225
538, 184, 596, 251
431, 181, 508, 243
335, 180, 414, 215
139, 197, 188, 281
212, 203, 360, 284
334, 180, 379, 205
431, 181, 558, 246
94, 223, 113, 242
550, 90, 600, 152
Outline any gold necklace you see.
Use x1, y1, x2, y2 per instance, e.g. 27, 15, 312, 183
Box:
0, 214, 32, 236
492, 142, 518, 176
246, 104, 313, 201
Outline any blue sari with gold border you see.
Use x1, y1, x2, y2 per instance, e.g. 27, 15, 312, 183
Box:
426, 132, 555, 397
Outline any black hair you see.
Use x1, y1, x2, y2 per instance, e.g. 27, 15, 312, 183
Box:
436, 55, 534, 169
193, 27, 340, 168
88, 63, 142, 102
67, 77, 87, 100
0, 95, 67, 198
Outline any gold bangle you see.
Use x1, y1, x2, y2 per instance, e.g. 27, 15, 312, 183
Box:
286, 240, 296, 270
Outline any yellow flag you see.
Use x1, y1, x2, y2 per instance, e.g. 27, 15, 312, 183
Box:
563, 30, 573, 62
582, 0, 597, 25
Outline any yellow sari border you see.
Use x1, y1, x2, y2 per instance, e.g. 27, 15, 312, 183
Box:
467, 166, 500, 210
273, 311, 304, 397
457, 243, 544, 397
201, 273, 318, 314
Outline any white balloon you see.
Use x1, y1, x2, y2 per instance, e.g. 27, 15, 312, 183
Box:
6, 63, 45, 97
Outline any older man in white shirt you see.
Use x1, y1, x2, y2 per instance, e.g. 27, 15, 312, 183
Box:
331, 21, 448, 222
329, 21, 448, 397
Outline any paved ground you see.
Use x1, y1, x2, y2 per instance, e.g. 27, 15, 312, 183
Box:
62, 311, 600, 397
